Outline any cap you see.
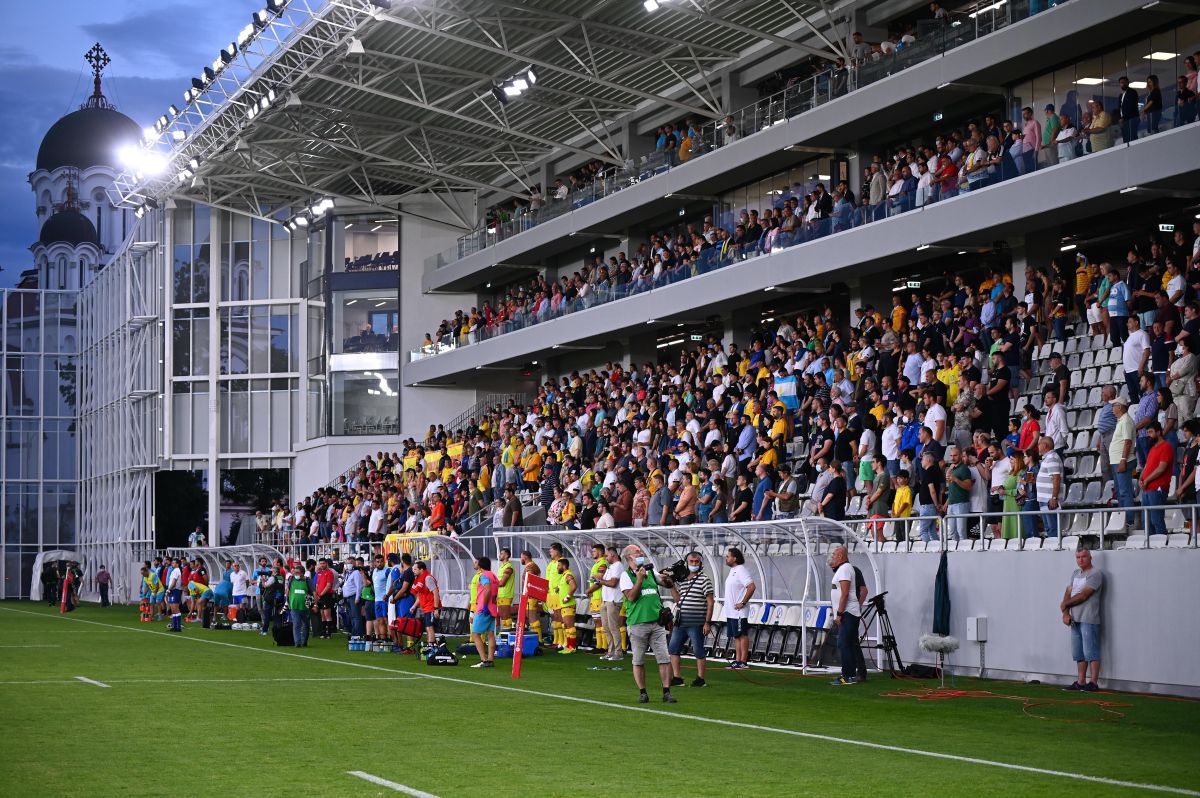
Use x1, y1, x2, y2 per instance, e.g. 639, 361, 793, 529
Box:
1044, 103, 1055, 111
1112, 397, 1129, 408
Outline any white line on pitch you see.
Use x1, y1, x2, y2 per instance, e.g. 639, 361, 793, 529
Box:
75, 676, 110, 688
4, 607, 1197, 798
348, 771, 440, 797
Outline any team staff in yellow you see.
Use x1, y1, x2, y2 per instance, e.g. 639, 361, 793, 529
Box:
555, 557, 578, 653
495, 548, 516, 631
519, 551, 543, 639
587, 543, 608, 652
545, 542, 565, 648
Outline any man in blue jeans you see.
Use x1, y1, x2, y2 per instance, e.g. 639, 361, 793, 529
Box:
1108, 399, 1137, 530
828, 545, 863, 686
1060, 549, 1103, 692
1140, 422, 1175, 536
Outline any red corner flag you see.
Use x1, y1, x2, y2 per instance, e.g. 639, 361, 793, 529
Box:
512, 573, 548, 678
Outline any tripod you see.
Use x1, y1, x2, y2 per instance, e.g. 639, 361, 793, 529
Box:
858, 592, 904, 676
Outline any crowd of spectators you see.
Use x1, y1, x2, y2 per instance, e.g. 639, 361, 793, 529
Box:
281, 224, 1200, 550
422, 71, 1199, 355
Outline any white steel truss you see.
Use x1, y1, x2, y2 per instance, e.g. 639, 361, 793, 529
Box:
115, 0, 846, 219
77, 217, 164, 603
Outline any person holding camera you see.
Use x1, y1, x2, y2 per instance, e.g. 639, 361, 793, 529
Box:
663, 551, 714, 688
618, 544, 676, 704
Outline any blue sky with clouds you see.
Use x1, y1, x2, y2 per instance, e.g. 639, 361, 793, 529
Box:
0, 0, 263, 285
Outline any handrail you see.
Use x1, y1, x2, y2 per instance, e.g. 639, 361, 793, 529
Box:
423, 0, 1061, 271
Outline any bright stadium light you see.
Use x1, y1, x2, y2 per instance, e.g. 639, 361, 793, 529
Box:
266, 0, 289, 15
644, 0, 660, 10
220, 43, 238, 65
238, 23, 256, 47
526, 68, 537, 85
252, 9, 270, 28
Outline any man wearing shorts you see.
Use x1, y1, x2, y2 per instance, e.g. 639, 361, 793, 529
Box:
1061, 549, 1103, 692
411, 560, 441, 646
555, 557, 579, 654
315, 558, 337, 639
495, 548, 516, 632
619, 544, 675, 704
587, 543, 609, 652
166, 558, 183, 632
140, 566, 163, 619
545, 543, 565, 649
470, 556, 498, 668
389, 554, 416, 652
519, 551, 543, 640
722, 547, 755, 670
370, 554, 390, 640
229, 561, 251, 622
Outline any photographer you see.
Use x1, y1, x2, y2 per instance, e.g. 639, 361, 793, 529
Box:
618, 544, 676, 704
663, 552, 714, 688
258, 562, 285, 636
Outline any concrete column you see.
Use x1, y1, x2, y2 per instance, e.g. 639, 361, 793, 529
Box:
627, 330, 657, 370
1010, 229, 1059, 303
724, 307, 760, 349
207, 208, 222, 546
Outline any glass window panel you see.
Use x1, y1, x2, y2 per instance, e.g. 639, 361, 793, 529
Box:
173, 244, 192, 303
250, 306, 270, 374
270, 309, 290, 372
192, 243, 210, 303
194, 204, 210, 245
19, 355, 40, 416
271, 388, 291, 451
4, 419, 39, 479
271, 232, 291, 298
172, 309, 191, 377
251, 218, 270, 300
307, 377, 327, 440
42, 355, 74, 417
251, 386, 271, 451
332, 370, 398, 436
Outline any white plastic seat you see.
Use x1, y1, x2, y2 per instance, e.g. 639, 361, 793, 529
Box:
1064, 337, 1079, 355
1077, 350, 1095, 370
989, 538, 1008, 551
1075, 409, 1094, 430
1080, 481, 1101, 505
1122, 534, 1146, 549
1166, 533, 1192, 547
1071, 389, 1087, 407
1078, 455, 1099, 479
1066, 353, 1081, 371
1059, 535, 1080, 551
1086, 387, 1102, 406
1063, 482, 1083, 506
1090, 334, 1106, 351
1068, 431, 1089, 453
1096, 365, 1113, 385
1079, 368, 1096, 387
1149, 535, 1169, 549
881, 541, 898, 553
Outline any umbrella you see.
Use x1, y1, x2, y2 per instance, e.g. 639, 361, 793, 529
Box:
933, 549, 950, 636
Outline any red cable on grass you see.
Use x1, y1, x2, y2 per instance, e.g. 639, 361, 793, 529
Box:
881, 686, 1131, 723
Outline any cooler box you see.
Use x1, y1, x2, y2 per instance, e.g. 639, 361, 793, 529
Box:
498, 632, 540, 656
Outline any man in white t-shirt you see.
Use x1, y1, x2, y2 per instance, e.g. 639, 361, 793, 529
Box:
597, 547, 625, 661
987, 442, 1011, 539
828, 545, 863, 685
229, 562, 251, 614
722, 547, 755, 670
924, 394, 948, 446
1121, 317, 1150, 402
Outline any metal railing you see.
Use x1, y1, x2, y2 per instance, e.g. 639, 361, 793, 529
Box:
412, 101, 1196, 361
422, 0, 1058, 272
836, 503, 1199, 551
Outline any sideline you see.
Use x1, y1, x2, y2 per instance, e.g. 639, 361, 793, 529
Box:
348, 771, 441, 797
75, 676, 110, 688
2, 606, 1196, 798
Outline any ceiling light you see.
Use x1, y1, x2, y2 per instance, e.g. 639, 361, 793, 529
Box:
491, 86, 508, 105
644, 0, 660, 10
1120, 186, 1139, 194
344, 223, 354, 230
503, 85, 522, 97
371, 225, 383, 232
916, 244, 931, 251
968, 0, 1006, 17
531, 360, 538, 366
511, 77, 528, 92
1143, 51, 1177, 60
1074, 78, 1105, 85
293, 215, 309, 227
188, 158, 200, 171
817, 174, 830, 181
957, 251, 966, 255
1129, 81, 1148, 89
346, 299, 358, 305
347, 37, 365, 55
526, 69, 537, 85
764, 285, 776, 292
1060, 243, 1077, 252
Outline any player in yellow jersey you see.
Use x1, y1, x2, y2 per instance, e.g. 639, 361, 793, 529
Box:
555, 558, 578, 653
495, 548, 517, 632
519, 551, 543, 640
544, 542, 564, 648
586, 543, 608, 652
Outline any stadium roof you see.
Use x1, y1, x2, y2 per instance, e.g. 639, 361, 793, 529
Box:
115, 0, 850, 226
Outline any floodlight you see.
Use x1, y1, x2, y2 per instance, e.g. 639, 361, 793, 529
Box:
491, 86, 508, 105
252, 9, 270, 28
221, 44, 237, 64
266, 0, 289, 15
644, 0, 660, 10
168, 105, 180, 117
512, 77, 528, 91
526, 68, 537, 85
503, 85, 521, 97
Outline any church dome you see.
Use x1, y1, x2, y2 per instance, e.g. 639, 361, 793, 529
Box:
39, 209, 100, 247
36, 106, 142, 173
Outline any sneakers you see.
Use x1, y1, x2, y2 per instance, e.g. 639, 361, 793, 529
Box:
558, 648, 576, 655
1083, 681, 1099, 693
637, 692, 650, 704
1063, 681, 1083, 692
470, 660, 489, 668
829, 676, 857, 686
690, 677, 707, 688
662, 691, 677, 704
670, 676, 685, 687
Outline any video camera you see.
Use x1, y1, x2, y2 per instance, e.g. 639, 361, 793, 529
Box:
663, 558, 689, 584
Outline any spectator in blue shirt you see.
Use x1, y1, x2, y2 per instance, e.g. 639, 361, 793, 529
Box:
751, 464, 774, 521
1106, 266, 1131, 347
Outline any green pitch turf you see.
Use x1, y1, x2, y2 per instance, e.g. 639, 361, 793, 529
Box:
0, 603, 1197, 798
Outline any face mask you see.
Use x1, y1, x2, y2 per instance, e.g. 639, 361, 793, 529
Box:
688, 564, 701, 573
634, 556, 648, 566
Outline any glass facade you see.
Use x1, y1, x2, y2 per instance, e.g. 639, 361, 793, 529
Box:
2, 288, 78, 597
331, 369, 399, 436
331, 215, 399, 273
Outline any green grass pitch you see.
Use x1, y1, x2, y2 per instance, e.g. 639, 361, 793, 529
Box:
0, 602, 1197, 797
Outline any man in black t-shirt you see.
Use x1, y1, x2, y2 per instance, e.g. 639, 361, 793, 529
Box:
1047, 351, 1071, 405
915, 449, 945, 543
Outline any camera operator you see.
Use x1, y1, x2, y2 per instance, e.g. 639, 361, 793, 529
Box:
828, 545, 864, 686
662, 551, 714, 688
618, 544, 676, 704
